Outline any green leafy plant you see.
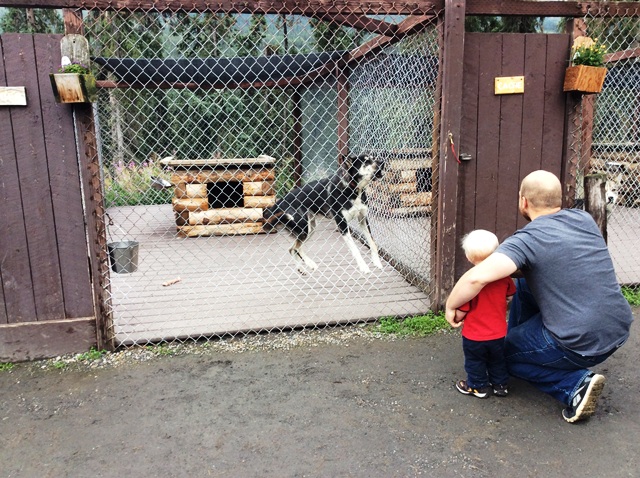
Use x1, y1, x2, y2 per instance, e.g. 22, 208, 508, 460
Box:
58, 61, 91, 74
570, 36, 607, 67
622, 286, 640, 307
53, 360, 67, 370
376, 312, 449, 337
0, 362, 14, 372
76, 347, 107, 361
105, 160, 173, 207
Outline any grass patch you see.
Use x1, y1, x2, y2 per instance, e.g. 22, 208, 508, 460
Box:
0, 362, 14, 372
376, 311, 449, 337
622, 286, 640, 307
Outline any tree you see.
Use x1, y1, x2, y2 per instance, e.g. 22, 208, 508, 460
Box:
0, 7, 63, 34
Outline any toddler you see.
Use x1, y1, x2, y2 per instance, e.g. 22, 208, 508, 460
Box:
454, 229, 516, 398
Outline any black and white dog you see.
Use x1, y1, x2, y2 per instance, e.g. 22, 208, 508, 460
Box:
263, 154, 385, 274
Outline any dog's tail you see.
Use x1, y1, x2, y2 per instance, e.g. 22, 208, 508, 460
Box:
262, 203, 285, 231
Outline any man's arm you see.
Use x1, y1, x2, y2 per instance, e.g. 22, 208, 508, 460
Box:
444, 252, 518, 328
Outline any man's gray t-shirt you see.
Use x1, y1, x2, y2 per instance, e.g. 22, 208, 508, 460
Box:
496, 208, 632, 356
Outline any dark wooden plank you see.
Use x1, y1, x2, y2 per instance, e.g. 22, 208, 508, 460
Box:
4, 33, 66, 322
540, 34, 571, 175
34, 34, 95, 319
457, 32, 480, 278
0, 34, 38, 323
518, 33, 550, 229
0, 318, 96, 362
496, 34, 525, 241
474, 33, 502, 233
0, 36, 11, 324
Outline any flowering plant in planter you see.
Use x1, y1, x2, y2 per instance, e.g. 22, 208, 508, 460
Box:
564, 36, 608, 94
570, 36, 607, 67
50, 56, 97, 103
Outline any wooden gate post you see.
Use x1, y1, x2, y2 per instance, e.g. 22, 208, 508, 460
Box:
64, 10, 115, 350
432, 0, 466, 310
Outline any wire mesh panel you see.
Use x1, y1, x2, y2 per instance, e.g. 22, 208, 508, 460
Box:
81, 6, 441, 345
573, 8, 640, 290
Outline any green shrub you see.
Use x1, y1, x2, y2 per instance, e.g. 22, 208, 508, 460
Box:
105, 160, 173, 207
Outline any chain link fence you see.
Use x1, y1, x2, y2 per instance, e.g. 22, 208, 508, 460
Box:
77, 6, 442, 345
573, 7, 640, 291
3, 3, 638, 346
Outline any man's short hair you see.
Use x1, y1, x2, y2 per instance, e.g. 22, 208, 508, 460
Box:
520, 170, 562, 209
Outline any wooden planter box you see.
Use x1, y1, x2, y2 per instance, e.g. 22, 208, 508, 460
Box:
563, 65, 607, 94
49, 73, 97, 103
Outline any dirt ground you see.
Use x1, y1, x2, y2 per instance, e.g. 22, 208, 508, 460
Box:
1, 309, 638, 478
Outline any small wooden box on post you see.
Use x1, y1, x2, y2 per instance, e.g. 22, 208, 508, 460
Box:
163, 155, 277, 237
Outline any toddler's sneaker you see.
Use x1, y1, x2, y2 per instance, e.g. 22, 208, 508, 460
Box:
493, 384, 508, 397
562, 372, 605, 423
455, 380, 490, 399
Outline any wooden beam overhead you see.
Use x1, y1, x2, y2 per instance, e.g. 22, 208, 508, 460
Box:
308, 13, 398, 36
0, 0, 441, 15
464, 1, 640, 17
346, 15, 436, 63
1, 0, 639, 17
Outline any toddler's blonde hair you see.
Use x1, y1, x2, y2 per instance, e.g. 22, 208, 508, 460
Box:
461, 229, 499, 264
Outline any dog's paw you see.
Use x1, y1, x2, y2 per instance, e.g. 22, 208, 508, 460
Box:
305, 260, 318, 271
359, 265, 372, 274
372, 258, 384, 270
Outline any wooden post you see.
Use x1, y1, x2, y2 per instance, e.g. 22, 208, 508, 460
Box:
584, 173, 608, 243
64, 9, 114, 350
432, 0, 466, 310
336, 62, 350, 164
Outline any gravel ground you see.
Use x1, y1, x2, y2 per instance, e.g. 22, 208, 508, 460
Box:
1, 313, 639, 478
22, 324, 407, 373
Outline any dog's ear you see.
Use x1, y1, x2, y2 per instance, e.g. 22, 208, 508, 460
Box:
340, 154, 353, 170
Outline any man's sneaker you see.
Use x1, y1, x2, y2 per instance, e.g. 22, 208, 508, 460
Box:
455, 380, 490, 399
562, 373, 606, 423
493, 384, 509, 397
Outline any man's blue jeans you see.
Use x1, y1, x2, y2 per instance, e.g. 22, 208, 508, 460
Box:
505, 278, 614, 405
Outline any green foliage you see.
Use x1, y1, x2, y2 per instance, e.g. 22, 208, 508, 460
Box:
570, 37, 607, 67
466, 16, 542, 33
59, 62, 90, 74
104, 160, 173, 207
376, 312, 449, 337
76, 347, 107, 361
0, 7, 63, 34
622, 287, 640, 307
310, 18, 361, 51
585, 16, 640, 54
53, 360, 67, 370
0, 362, 14, 372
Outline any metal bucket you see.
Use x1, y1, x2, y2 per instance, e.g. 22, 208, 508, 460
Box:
108, 241, 139, 273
